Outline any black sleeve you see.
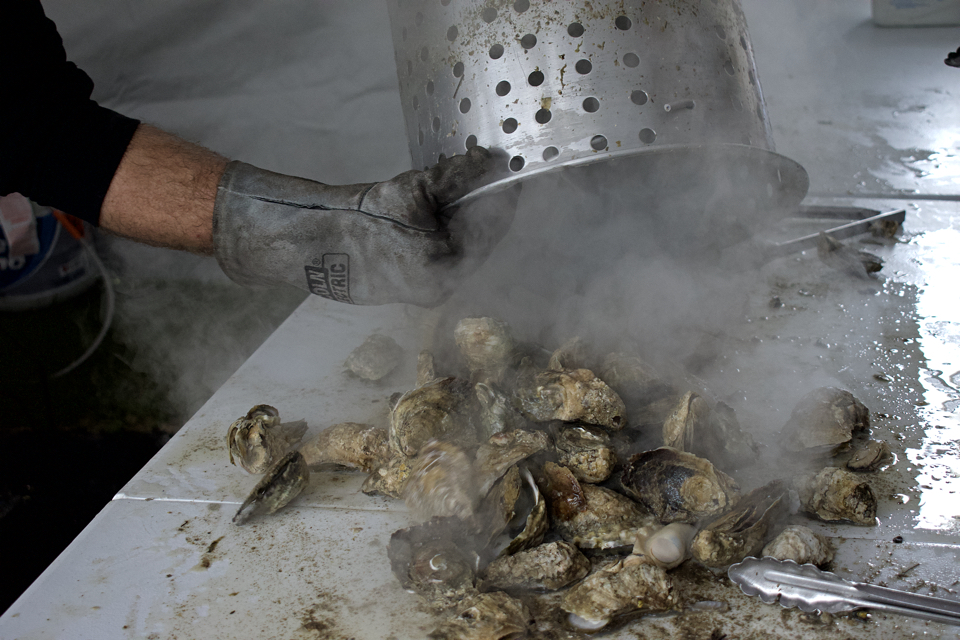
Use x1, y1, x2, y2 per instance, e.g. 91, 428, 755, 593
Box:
0, 1, 141, 225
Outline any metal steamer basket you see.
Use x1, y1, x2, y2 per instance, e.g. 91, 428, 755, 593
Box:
387, 0, 809, 250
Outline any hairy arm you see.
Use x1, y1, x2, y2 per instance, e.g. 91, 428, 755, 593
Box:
99, 123, 228, 254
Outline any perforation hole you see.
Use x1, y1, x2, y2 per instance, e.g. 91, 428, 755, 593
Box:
418, 128, 424, 145
509, 156, 525, 171
590, 135, 607, 151
615, 16, 632, 30
520, 34, 537, 49
528, 71, 544, 86
420, 46, 429, 62
567, 23, 584, 37
535, 109, 552, 124
543, 146, 560, 161
447, 25, 459, 41
623, 53, 640, 68
639, 128, 656, 143
453, 61, 464, 77
582, 97, 600, 113
502, 118, 518, 134
575, 59, 592, 74
465, 134, 478, 149
426, 80, 435, 95
514, 0, 530, 12
433, 117, 442, 132
413, 96, 419, 110
482, 7, 498, 23
459, 98, 471, 113
490, 44, 504, 59
630, 90, 648, 105
496, 80, 511, 96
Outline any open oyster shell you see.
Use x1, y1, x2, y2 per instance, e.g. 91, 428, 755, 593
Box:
227, 404, 307, 474
475, 382, 529, 441
781, 387, 869, 456
797, 466, 877, 525
388, 517, 480, 611
512, 367, 626, 430
429, 591, 533, 640
560, 556, 678, 629
480, 466, 549, 558
762, 524, 835, 567
361, 455, 412, 498
233, 450, 310, 525
542, 462, 658, 550
846, 439, 891, 472
474, 429, 552, 497
690, 480, 788, 568
620, 447, 741, 524
479, 540, 590, 593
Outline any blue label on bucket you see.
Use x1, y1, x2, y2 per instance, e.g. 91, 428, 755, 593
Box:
0, 213, 59, 292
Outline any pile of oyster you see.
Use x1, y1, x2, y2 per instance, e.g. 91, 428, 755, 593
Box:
226, 317, 889, 638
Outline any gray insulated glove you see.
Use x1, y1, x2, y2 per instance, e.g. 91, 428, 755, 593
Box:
213, 146, 510, 306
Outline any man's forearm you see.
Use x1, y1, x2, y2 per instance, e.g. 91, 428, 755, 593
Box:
99, 123, 228, 254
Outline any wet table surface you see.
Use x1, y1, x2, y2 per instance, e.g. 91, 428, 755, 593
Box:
3, 1, 959, 639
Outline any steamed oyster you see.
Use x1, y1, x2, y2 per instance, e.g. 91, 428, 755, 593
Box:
233, 450, 309, 524
361, 455, 412, 498
620, 448, 740, 524
391, 376, 479, 457
403, 440, 479, 521
474, 429, 551, 496
480, 466, 549, 558
227, 405, 307, 474
560, 556, 678, 630
690, 480, 788, 568
297, 422, 390, 473
429, 591, 533, 640
781, 387, 869, 455
708, 401, 760, 470
797, 466, 877, 525
762, 525, 835, 566
475, 382, 529, 441
479, 541, 589, 592
547, 337, 592, 371
388, 517, 480, 610
454, 317, 515, 384
344, 333, 403, 381
513, 367, 626, 430
846, 439, 891, 472
542, 462, 658, 550
553, 424, 617, 483
661, 391, 711, 453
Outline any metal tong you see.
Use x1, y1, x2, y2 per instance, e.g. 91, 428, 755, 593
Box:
728, 557, 960, 626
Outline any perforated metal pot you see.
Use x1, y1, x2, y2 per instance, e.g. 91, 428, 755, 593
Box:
387, 0, 808, 229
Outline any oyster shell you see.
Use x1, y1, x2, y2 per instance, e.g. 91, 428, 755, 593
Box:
480, 466, 549, 558
479, 541, 590, 592
542, 462, 658, 550
475, 383, 529, 441
797, 467, 877, 525
454, 317, 515, 384
403, 440, 479, 521
599, 352, 677, 427
620, 448, 741, 524
361, 455, 412, 498
233, 450, 309, 524
547, 337, 592, 371
474, 430, 551, 497
226, 404, 307, 474
344, 333, 403, 381
846, 439, 891, 472
762, 525, 835, 566
429, 591, 533, 640
560, 556, 678, 629
298, 422, 390, 473
390, 377, 479, 458
388, 517, 480, 610
708, 401, 760, 471
634, 523, 696, 570
690, 480, 788, 568
553, 424, 617, 484
661, 391, 711, 453
781, 387, 869, 455
512, 367, 626, 430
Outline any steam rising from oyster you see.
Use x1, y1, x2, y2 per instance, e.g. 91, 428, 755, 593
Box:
454, 317, 515, 384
